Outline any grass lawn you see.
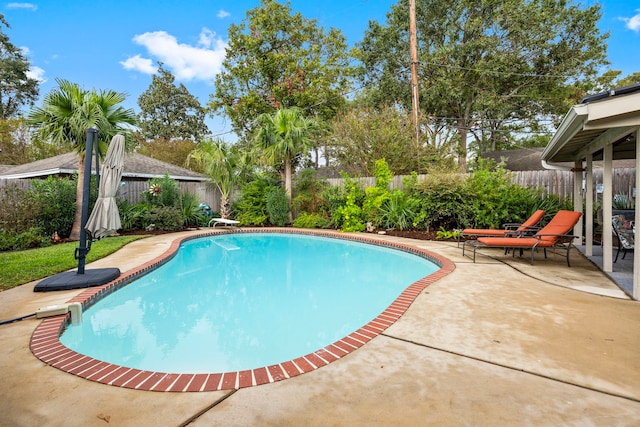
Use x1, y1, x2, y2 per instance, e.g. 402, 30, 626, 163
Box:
0, 235, 148, 291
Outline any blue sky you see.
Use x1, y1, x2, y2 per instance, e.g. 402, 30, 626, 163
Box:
3, 0, 640, 139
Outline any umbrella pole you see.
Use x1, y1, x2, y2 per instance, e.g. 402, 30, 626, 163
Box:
76, 128, 98, 275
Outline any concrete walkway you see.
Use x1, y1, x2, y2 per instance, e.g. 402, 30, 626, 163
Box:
1, 231, 639, 426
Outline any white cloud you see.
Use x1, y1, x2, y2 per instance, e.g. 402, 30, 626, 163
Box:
123, 28, 227, 81
621, 9, 640, 32
6, 2, 37, 10
217, 9, 230, 18
120, 55, 158, 75
26, 66, 46, 82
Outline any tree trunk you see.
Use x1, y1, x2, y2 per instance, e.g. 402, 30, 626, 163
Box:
69, 154, 85, 240
285, 159, 292, 223
220, 195, 231, 219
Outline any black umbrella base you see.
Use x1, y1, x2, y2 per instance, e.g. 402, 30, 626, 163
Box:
34, 268, 121, 292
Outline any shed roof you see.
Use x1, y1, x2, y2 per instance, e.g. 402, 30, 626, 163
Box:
0, 152, 206, 182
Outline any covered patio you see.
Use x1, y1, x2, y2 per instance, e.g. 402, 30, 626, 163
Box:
542, 83, 640, 300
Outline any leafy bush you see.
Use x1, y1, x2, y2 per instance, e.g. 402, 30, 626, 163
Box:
117, 200, 148, 231
292, 212, 330, 229
30, 176, 76, 238
406, 172, 473, 230
143, 206, 184, 231
265, 186, 289, 226
0, 183, 40, 235
321, 174, 365, 229
180, 191, 206, 227
143, 173, 180, 207
235, 176, 277, 226
363, 159, 393, 226
377, 191, 418, 230
0, 227, 51, 251
292, 168, 329, 217
336, 178, 366, 232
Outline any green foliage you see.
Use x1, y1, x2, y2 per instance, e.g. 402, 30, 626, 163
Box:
0, 183, 39, 235
144, 174, 181, 207
377, 191, 418, 230
465, 166, 537, 229
29, 176, 76, 238
292, 168, 329, 217
179, 191, 207, 227
407, 172, 474, 230
613, 194, 635, 210
210, 0, 352, 137
363, 159, 393, 226
142, 206, 184, 231
235, 176, 277, 226
292, 212, 330, 229
265, 186, 289, 227
137, 64, 209, 142
436, 227, 462, 240
117, 200, 148, 231
0, 227, 51, 251
0, 14, 40, 119
356, 0, 609, 167
336, 179, 366, 232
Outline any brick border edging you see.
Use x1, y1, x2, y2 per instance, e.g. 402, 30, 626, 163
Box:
30, 228, 455, 392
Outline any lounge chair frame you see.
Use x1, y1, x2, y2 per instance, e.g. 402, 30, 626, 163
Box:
463, 233, 579, 266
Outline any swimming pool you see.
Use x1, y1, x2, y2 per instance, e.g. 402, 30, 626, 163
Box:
60, 233, 439, 373
31, 229, 456, 392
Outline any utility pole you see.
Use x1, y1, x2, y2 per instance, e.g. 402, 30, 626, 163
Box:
409, 0, 420, 146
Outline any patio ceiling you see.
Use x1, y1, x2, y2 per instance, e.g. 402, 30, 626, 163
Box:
542, 84, 640, 163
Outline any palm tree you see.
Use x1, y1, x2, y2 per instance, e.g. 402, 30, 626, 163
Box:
27, 79, 136, 240
187, 138, 252, 219
254, 107, 316, 223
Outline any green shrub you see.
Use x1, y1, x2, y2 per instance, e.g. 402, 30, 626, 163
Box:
363, 159, 393, 226
179, 191, 206, 227
12, 227, 51, 250
144, 173, 180, 207
143, 206, 184, 231
378, 191, 418, 230
407, 172, 473, 230
292, 168, 329, 217
265, 186, 289, 226
292, 212, 330, 229
117, 200, 148, 231
235, 176, 277, 226
336, 179, 366, 232
30, 176, 76, 238
0, 183, 40, 235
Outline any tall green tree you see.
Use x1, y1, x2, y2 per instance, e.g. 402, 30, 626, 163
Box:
0, 14, 39, 120
187, 139, 252, 219
209, 0, 352, 139
356, 0, 609, 171
137, 64, 209, 142
27, 79, 137, 240
254, 107, 316, 222
329, 104, 454, 175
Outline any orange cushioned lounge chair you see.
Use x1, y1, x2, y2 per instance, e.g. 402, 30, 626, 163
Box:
462, 210, 582, 266
457, 209, 546, 246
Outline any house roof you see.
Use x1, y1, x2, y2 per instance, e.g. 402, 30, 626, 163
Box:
542, 83, 640, 164
0, 152, 207, 182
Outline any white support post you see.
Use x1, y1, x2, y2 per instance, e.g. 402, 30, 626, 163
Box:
634, 128, 640, 300
603, 143, 613, 272
573, 160, 584, 244
585, 154, 593, 256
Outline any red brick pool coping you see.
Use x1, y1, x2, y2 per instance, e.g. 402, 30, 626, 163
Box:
30, 228, 455, 392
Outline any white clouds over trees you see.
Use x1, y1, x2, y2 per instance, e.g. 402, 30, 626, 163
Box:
121, 28, 227, 82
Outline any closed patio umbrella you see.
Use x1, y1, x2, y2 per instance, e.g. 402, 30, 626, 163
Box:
85, 134, 125, 239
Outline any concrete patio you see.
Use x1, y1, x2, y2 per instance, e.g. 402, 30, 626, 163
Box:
1, 230, 639, 426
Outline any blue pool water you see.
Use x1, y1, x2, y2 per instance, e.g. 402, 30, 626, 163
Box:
61, 233, 438, 373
